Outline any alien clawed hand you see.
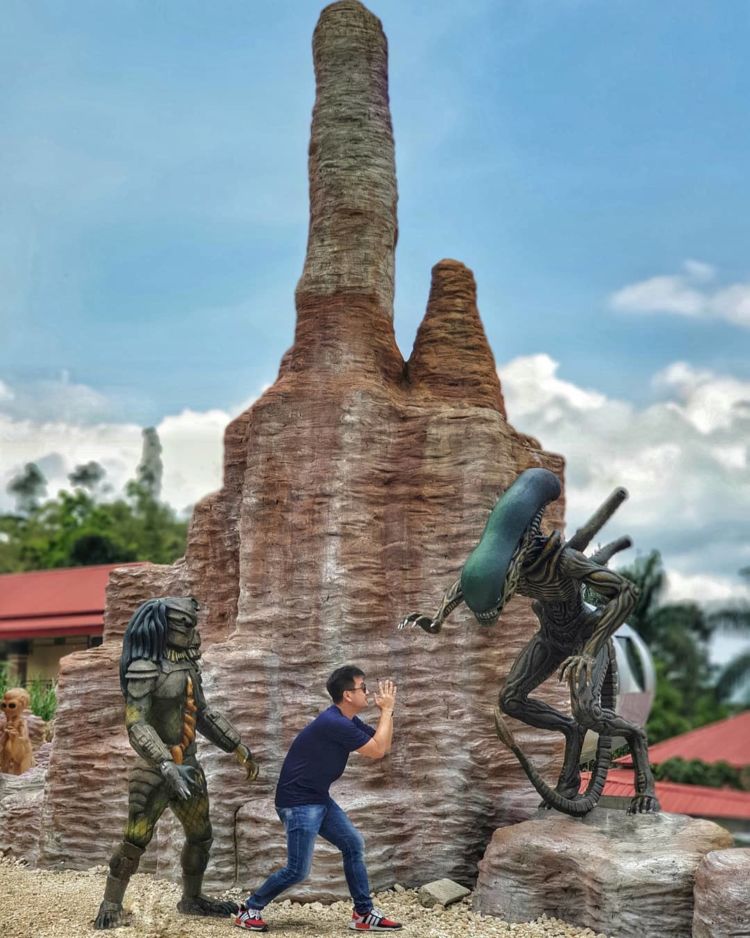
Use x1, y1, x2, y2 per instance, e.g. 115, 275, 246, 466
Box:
397, 613, 440, 634
558, 653, 596, 686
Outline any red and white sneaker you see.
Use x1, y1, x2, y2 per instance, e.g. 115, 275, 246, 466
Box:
234, 906, 268, 932
349, 907, 403, 930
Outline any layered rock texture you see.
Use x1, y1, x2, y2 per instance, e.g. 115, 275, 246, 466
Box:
19, 0, 570, 893
0, 764, 46, 865
474, 809, 734, 938
693, 849, 750, 938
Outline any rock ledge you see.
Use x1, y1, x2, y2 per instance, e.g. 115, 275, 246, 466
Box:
474, 808, 733, 938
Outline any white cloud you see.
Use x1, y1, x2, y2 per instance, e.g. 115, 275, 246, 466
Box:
664, 570, 750, 605
0, 377, 233, 515
500, 353, 606, 420
610, 260, 750, 328
158, 409, 230, 512
654, 361, 750, 434
0, 372, 111, 424
500, 354, 750, 607
0, 414, 143, 510
682, 260, 716, 283
710, 284, 750, 328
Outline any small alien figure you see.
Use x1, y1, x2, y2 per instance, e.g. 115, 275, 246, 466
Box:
0, 687, 35, 775
400, 468, 660, 817
95, 597, 259, 929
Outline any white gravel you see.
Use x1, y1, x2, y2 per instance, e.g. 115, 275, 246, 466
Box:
0, 859, 611, 938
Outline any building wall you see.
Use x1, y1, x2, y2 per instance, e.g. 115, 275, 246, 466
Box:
0, 635, 102, 684
29, 638, 91, 682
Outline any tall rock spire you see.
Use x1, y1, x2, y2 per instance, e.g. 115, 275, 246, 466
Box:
298, 0, 397, 312
35, 0, 567, 899
290, 1, 401, 377
408, 260, 506, 416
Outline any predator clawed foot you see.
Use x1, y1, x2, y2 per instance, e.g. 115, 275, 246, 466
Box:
94, 900, 125, 930
178, 895, 239, 917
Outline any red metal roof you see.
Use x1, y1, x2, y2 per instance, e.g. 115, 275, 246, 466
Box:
616, 711, 750, 769
0, 564, 139, 640
582, 768, 750, 820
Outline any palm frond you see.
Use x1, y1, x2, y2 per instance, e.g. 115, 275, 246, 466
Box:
714, 652, 750, 702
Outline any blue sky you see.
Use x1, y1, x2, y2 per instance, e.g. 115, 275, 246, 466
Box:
2, 1, 750, 638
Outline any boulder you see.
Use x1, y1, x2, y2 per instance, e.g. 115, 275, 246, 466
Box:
418, 878, 471, 908
693, 848, 750, 938
0, 764, 46, 864
474, 808, 733, 938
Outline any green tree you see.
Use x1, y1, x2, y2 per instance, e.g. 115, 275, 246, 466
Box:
588, 550, 740, 742
135, 427, 163, 499
0, 431, 187, 572
707, 567, 750, 706
68, 460, 106, 492
7, 463, 47, 513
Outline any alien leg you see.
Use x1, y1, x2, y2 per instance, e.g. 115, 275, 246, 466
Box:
170, 760, 239, 918
571, 677, 660, 814
500, 634, 572, 732
553, 645, 615, 800
499, 632, 586, 797
94, 764, 170, 929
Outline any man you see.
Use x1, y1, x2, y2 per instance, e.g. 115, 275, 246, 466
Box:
235, 666, 401, 932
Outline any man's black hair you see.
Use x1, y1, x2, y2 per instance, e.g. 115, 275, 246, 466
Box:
326, 665, 365, 703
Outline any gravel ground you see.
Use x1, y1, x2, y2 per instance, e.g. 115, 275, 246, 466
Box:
0, 859, 610, 938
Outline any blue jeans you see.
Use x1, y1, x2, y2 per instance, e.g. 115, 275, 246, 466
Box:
245, 800, 372, 914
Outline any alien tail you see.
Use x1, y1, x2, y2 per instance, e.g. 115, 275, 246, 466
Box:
494, 707, 611, 816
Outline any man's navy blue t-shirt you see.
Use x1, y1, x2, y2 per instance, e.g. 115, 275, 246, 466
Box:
275, 705, 376, 808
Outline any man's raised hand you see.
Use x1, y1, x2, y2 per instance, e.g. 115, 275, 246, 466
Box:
374, 679, 397, 713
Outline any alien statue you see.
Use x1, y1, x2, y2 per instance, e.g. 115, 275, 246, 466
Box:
399, 467, 660, 817
94, 596, 259, 929
0, 687, 35, 775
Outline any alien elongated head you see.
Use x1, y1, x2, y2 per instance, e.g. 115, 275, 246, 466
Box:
461, 468, 561, 625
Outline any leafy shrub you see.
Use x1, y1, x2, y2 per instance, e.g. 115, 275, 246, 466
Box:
0, 662, 9, 699
26, 676, 57, 722
0, 664, 58, 722
653, 756, 745, 790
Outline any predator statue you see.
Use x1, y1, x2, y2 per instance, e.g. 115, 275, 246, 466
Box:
399, 468, 660, 817
95, 596, 259, 929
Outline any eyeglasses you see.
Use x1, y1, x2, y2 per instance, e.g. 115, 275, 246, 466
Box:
347, 683, 367, 694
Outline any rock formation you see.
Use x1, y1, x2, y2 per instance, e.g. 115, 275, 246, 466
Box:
32, 0, 567, 893
473, 809, 734, 938
0, 764, 46, 865
693, 848, 750, 938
